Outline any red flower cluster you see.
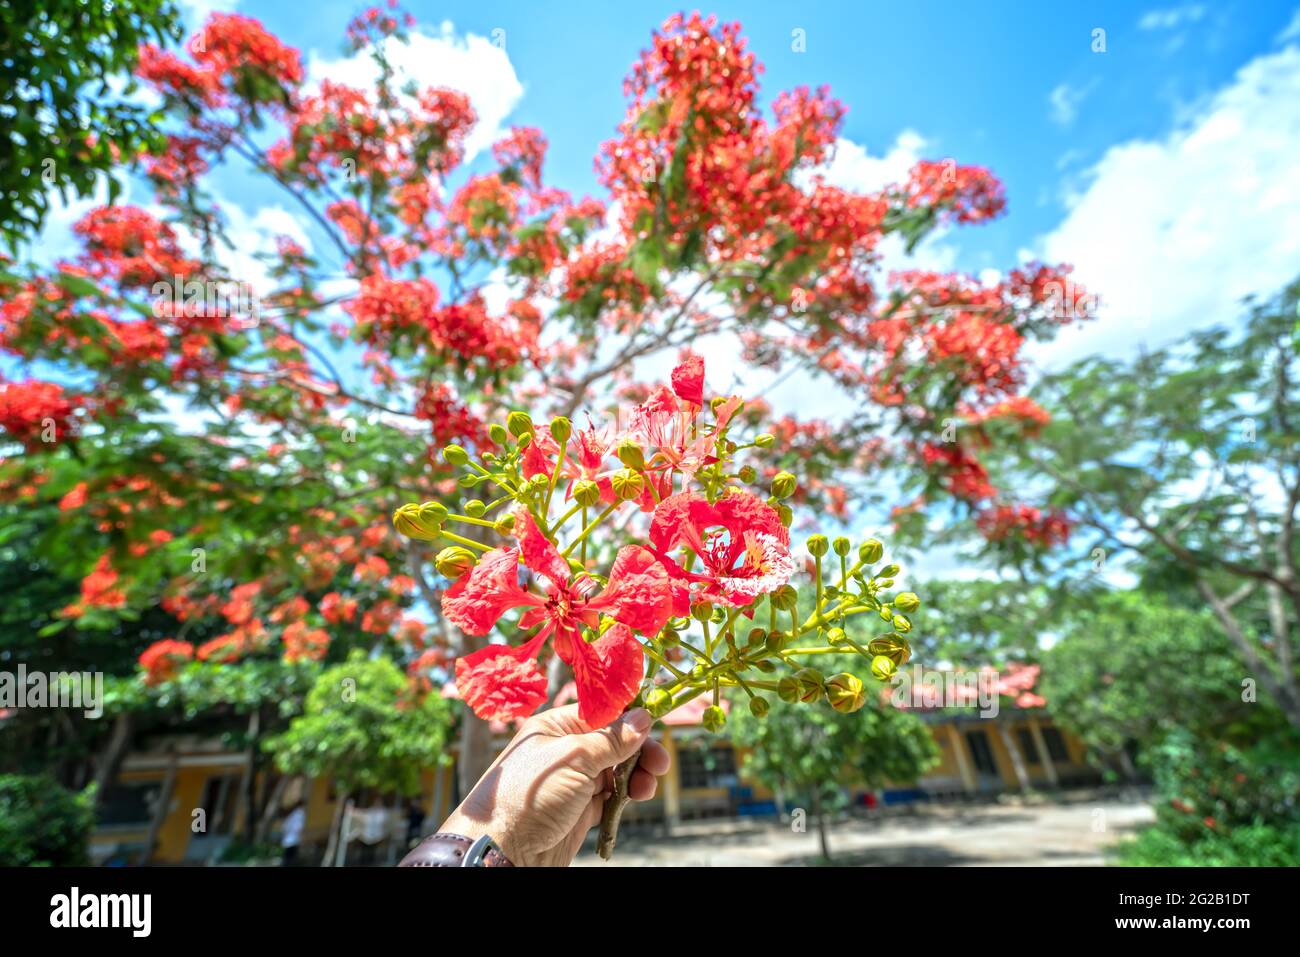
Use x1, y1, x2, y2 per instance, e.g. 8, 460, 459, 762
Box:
73, 206, 196, 288
0, 379, 80, 451
139, 639, 195, 685
437, 355, 796, 726
903, 160, 1006, 224
921, 443, 996, 501
976, 505, 1072, 547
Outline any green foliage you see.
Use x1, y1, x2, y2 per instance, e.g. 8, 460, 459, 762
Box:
1042, 591, 1253, 755
265, 651, 452, 797
730, 671, 939, 809
0, 0, 183, 247
0, 774, 96, 866
914, 578, 1057, 664
1114, 821, 1300, 866
1113, 727, 1300, 866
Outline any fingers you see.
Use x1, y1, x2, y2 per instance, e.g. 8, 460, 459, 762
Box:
628, 766, 658, 801
627, 738, 670, 800
572, 708, 652, 776
637, 737, 670, 777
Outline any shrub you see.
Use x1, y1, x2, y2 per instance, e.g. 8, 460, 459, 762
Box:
0, 774, 96, 866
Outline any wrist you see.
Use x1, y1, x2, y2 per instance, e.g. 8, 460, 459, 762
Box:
441, 805, 531, 867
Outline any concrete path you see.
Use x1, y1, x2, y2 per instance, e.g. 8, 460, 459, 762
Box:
575, 793, 1155, 867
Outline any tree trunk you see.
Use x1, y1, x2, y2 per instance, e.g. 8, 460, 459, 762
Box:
323, 790, 351, 867
254, 773, 290, 845
811, 788, 831, 861
91, 712, 133, 806
995, 722, 1031, 791
458, 700, 494, 800
241, 707, 262, 843
142, 750, 179, 864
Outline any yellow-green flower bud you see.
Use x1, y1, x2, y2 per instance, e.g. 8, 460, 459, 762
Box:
778, 675, 801, 703
550, 416, 572, 443
464, 499, 486, 517
770, 584, 798, 611
754, 433, 775, 448
826, 627, 847, 645
748, 696, 770, 718
832, 536, 851, 557
795, 667, 825, 703
615, 439, 645, 471
765, 630, 786, 654
645, 688, 673, 718
690, 601, 713, 622
878, 563, 900, 579
488, 423, 508, 446
659, 627, 680, 648
610, 468, 644, 501
826, 673, 867, 713
771, 471, 797, 500
573, 479, 601, 507
435, 546, 478, 578
859, 539, 884, 564
807, 534, 829, 558
392, 502, 444, 541
878, 579, 894, 588
871, 655, 897, 681
690, 664, 709, 680
776, 503, 793, 527
738, 465, 757, 483
892, 614, 912, 634
867, 635, 911, 665
894, 592, 921, 613
746, 627, 767, 646
443, 444, 470, 467
702, 704, 726, 733
494, 513, 516, 535
506, 411, 534, 438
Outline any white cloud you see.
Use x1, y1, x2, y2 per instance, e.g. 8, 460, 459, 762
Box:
817, 130, 927, 194
1047, 81, 1097, 128
1031, 44, 1300, 370
306, 21, 524, 163
1138, 5, 1206, 30
1279, 8, 1300, 44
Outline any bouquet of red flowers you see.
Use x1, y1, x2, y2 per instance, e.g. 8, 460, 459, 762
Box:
393, 355, 918, 856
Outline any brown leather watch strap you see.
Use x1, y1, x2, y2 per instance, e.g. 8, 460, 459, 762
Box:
398, 832, 514, 867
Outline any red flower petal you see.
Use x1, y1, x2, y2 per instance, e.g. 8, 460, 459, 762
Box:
441, 547, 539, 634
589, 545, 674, 635
716, 488, 789, 546
454, 632, 549, 721
670, 351, 704, 405
560, 622, 645, 728
514, 508, 571, 586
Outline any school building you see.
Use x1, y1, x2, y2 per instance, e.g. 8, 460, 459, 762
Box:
90, 671, 1098, 864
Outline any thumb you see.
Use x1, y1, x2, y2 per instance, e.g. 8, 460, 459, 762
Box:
574, 708, 652, 776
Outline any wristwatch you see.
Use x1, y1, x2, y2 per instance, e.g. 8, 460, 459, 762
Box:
398, 832, 514, 867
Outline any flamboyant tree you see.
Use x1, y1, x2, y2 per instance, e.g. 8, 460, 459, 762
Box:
0, 6, 1090, 801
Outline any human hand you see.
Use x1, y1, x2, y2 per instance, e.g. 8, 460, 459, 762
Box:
439, 705, 671, 867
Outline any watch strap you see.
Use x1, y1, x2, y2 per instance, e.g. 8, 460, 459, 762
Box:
398, 831, 514, 867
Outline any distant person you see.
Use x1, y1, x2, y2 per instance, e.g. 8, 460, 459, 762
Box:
281, 801, 306, 867
406, 799, 426, 848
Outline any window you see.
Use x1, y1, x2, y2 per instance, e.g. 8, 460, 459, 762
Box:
965, 730, 998, 776
1042, 726, 1071, 763
198, 773, 241, 835
1018, 729, 1041, 764
97, 781, 161, 827
678, 743, 738, 789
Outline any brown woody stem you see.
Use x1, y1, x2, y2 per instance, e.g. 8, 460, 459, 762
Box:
596, 749, 641, 860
